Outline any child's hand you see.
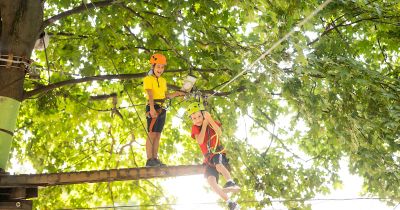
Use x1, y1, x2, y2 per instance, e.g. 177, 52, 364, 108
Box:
149, 108, 157, 118
169, 91, 185, 98
203, 111, 212, 121
202, 117, 209, 126
176, 91, 186, 97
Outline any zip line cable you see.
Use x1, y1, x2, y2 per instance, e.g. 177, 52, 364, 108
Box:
209, 0, 334, 98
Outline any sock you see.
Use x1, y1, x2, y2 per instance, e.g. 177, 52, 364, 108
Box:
227, 199, 233, 204
227, 179, 234, 183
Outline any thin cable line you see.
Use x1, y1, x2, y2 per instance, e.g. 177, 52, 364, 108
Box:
57, 197, 399, 210
42, 33, 51, 83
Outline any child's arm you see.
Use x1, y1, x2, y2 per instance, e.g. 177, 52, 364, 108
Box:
145, 89, 157, 118
194, 118, 209, 144
203, 111, 222, 136
166, 91, 185, 99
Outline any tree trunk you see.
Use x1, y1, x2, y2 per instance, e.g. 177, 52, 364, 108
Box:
0, 0, 43, 170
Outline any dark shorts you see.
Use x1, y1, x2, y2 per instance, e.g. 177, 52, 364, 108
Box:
146, 104, 166, 133
204, 154, 230, 183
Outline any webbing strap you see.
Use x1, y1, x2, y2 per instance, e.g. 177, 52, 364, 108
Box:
147, 109, 163, 132
206, 126, 225, 155
149, 118, 157, 132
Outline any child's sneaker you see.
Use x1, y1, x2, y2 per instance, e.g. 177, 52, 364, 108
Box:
228, 201, 240, 210
154, 159, 166, 166
223, 181, 241, 193
145, 159, 159, 167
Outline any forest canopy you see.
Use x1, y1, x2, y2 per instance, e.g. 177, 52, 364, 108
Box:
0, 0, 399, 209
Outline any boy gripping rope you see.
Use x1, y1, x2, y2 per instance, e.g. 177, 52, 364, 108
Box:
143, 53, 184, 167
187, 102, 241, 210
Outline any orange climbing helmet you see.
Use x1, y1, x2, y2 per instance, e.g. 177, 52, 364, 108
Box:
149, 53, 167, 65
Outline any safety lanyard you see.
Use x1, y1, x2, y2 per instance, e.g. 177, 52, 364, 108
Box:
205, 125, 223, 154
206, 127, 212, 154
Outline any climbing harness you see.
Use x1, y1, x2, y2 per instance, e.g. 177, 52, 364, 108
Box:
187, 100, 226, 165
203, 123, 226, 167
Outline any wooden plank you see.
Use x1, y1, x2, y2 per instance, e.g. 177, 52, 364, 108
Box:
0, 165, 204, 187
0, 200, 32, 210
0, 187, 38, 201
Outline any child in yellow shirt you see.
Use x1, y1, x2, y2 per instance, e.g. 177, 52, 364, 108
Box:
143, 53, 184, 167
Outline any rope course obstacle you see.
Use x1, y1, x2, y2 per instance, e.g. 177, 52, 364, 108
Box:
0, 0, 334, 209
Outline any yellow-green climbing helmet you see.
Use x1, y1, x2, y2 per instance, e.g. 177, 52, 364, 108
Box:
187, 102, 205, 117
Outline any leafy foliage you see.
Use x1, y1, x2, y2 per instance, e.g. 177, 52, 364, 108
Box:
8, 0, 400, 209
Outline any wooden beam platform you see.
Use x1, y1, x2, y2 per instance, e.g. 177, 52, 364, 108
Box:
0, 187, 37, 200
0, 200, 32, 210
0, 165, 204, 187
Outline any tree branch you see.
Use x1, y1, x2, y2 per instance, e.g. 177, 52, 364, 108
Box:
24, 72, 146, 100
246, 113, 306, 161
375, 25, 394, 71
23, 68, 221, 100
90, 93, 118, 101
119, 4, 153, 28
48, 32, 90, 39
41, 0, 117, 30
255, 106, 275, 125
308, 16, 382, 46
158, 34, 192, 67
123, 25, 171, 52
215, 26, 248, 50
204, 85, 247, 96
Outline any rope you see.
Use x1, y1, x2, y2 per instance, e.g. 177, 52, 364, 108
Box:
42, 33, 51, 83
204, 118, 225, 155
209, 0, 334, 98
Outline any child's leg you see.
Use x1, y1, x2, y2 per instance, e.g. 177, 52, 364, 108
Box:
207, 176, 229, 201
151, 109, 165, 160
213, 155, 240, 192
146, 132, 158, 159
215, 163, 232, 181
146, 108, 165, 160
152, 132, 161, 158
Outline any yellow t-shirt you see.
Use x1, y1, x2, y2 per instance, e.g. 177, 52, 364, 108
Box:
143, 75, 167, 100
